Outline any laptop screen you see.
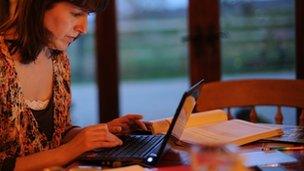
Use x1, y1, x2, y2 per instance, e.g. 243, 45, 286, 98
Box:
171, 95, 196, 140
166, 79, 203, 138
152, 79, 204, 161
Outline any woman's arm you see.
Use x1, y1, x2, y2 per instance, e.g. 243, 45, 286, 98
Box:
14, 142, 79, 171
14, 124, 122, 171
61, 126, 82, 144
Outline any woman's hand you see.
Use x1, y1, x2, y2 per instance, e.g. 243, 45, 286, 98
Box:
67, 124, 122, 155
14, 124, 122, 171
107, 114, 147, 134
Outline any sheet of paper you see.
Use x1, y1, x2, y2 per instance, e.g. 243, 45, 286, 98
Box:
181, 126, 231, 144
180, 119, 282, 145
240, 151, 297, 167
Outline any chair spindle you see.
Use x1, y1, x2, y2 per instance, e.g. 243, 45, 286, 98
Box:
275, 106, 283, 124
227, 108, 233, 120
249, 106, 258, 123
300, 109, 304, 126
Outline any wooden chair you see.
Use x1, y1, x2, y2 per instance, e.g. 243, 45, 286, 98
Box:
196, 79, 304, 126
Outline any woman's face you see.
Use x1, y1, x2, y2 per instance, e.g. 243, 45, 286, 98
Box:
44, 2, 88, 51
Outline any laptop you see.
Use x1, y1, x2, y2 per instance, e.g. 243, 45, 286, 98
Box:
78, 79, 204, 167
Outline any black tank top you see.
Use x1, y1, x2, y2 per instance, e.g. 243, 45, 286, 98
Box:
31, 99, 55, 141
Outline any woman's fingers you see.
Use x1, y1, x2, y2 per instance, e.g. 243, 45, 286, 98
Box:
124, 114, 147, 131
89, 139, 121, 149
115, 114, 143, 124
107, 114, 147, 134
108, 126, 122, 133
91, 123, 108, 130
134, 119, 148, 130
107, 132, 123, 144
125, 114, 143, 120
76, 124, 123, 149
90, 126, 122, 143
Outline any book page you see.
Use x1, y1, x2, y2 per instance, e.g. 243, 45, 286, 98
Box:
145, 118, 171, 134
186, 109, 228, 128
147, 109, 228, 134
181, 119, 282, 146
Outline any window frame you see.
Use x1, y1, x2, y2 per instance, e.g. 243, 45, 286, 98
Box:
96, 0, 304, 122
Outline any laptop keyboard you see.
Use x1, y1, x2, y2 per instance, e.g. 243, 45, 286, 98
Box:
91, 135, 165, 159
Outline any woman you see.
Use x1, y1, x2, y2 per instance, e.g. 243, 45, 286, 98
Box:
0, 0, 147, 170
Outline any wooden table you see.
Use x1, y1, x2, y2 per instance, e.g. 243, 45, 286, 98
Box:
71, 125, 304, 170
154, 141, 304, 171
156, 125, 304, 171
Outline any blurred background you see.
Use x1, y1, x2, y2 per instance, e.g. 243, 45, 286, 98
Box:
67, 0, 296, 126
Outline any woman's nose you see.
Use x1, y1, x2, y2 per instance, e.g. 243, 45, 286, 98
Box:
75, 16, 88, 34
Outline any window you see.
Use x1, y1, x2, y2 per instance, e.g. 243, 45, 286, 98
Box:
221, 0, 295, 80
117, 0, 189, 120
220, 0, 296, 124
68, 15, 98, 126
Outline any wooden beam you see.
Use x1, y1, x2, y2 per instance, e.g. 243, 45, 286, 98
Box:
95, 0, 119, 123
188, 0, 221, 85
296, 0, 304, 125
296, 0, 304, 79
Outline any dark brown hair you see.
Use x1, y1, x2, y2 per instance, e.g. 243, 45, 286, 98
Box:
0, 0, 108, 64
0, 0, 10, 24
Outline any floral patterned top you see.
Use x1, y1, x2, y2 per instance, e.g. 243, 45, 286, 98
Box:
0, 35, 73, 164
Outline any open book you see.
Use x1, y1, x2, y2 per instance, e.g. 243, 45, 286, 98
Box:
145, 110, 283, 146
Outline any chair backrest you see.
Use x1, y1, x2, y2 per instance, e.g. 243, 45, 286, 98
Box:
196, 79, 304, 125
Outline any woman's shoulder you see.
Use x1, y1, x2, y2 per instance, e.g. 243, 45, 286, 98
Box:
53, 51, 70, 69
52, 52, 71, 80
